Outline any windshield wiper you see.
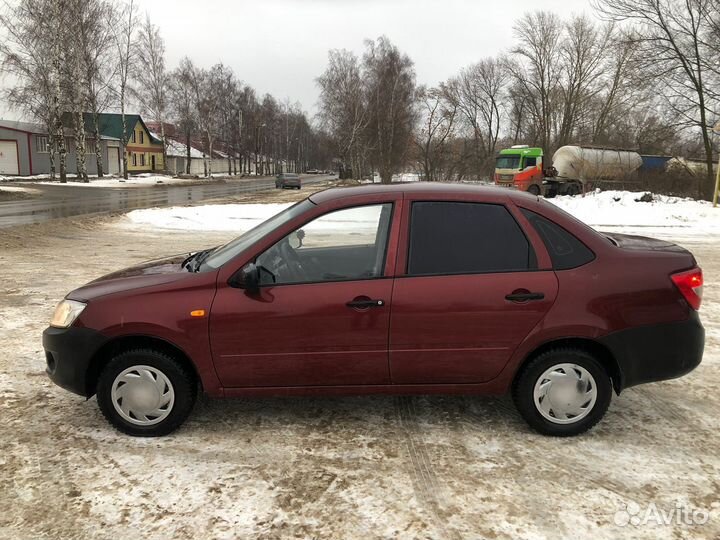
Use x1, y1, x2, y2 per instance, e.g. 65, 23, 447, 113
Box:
183, 248, 215, 272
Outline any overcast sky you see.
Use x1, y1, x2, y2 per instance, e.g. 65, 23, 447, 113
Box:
138, 0, 594, 115
1, 0, 595, 121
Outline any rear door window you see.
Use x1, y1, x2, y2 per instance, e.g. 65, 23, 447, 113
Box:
407, 202, 535, 276
520, 208, 595, 270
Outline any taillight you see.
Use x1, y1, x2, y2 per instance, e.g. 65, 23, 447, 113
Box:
671, 267, 703, 310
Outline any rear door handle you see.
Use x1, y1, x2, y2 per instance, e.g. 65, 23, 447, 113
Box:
505, 292, 545, 302
346, 298, 385, 309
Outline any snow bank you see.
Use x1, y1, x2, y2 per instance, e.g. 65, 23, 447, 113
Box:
127, 203, 383, 233
128, 203, 293, 232
549, 190, 720, 238
126, 189, 720, 239
36, 175, 219, 188
0, 185, 40, 194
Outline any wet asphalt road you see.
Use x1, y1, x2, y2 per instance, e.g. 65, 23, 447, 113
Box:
0, 174, 331, 228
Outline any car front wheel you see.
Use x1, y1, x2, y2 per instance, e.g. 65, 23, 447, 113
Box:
512, 348, 611, 436
96, 348, 196, 436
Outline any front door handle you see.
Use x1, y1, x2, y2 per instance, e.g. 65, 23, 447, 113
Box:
505, 292, 545, 302
346, 298, 385, 309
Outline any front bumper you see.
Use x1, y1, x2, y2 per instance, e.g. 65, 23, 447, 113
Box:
600, 312, 704, 392
43, 326, 108, 397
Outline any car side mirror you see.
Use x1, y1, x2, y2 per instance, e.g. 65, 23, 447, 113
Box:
230, 263, 276, 292
232, 263, 260, 292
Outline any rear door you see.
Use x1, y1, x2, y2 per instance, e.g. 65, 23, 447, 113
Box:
389, 200, 558, 384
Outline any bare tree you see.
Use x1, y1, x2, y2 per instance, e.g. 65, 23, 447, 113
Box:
596, 0, 720, 198
317, 49, 368, 179
507, 11, 563, 153
76, 0, 117, 178
134, 14, 168, 170
414, 86, 457, 181
556, 16, 613, 147
0, 0, 68, 181
445, 57, 507, 177
363, 36, 417, 184
110, 0, 137, 179
169, 57, 197, 174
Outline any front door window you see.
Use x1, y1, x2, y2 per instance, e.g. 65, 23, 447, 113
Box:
256, 203, 393, 285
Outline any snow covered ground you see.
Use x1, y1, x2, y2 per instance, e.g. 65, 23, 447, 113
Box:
2, 185, 719, 539
1, 173, 241, 187
550, 190, 720, 240
39, 174, 221, 188
128, 203, 293, 231
126, 189, 720, 239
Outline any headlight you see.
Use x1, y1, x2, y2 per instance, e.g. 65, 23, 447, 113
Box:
50, 300, 87, 328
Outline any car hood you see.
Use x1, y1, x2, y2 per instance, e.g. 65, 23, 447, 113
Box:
67, 254, 193, 302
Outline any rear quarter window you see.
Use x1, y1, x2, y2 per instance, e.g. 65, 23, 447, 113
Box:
521, 208, 595, 270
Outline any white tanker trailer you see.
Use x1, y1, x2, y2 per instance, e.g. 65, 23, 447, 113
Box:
495, 144, 644, 197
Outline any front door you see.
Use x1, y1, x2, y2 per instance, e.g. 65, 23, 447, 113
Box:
209, 203, 396, 388
390, 201, 558, 384
107, 147, 119, 175
0, 141, 19, 175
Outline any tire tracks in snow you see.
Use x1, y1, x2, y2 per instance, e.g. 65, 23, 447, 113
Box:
395, 396, 460, 540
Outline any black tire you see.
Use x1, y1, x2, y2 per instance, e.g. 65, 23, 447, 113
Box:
512, 348, 611, 436
566, 183, 581, 196
527, 184, 541, 196
96, 348, 196, 437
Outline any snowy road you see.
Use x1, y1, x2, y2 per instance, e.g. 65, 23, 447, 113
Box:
1, 187, 719, 539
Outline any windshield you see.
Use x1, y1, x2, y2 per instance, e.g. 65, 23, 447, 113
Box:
201, 199, 314, 270
496, 155, 521, 170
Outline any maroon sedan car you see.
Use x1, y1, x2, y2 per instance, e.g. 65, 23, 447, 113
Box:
43, 184, 704, 436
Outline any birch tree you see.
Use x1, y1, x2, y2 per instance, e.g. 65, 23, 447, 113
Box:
169, 57, 197, 174
362, 36, 417, 184
135, 14, 168, 170
317, 49, 369, 178
0, 0, 67, 180
76, 0, 116, 178
110, 0, 137, 179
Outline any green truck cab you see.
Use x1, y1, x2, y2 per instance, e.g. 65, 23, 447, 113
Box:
494, 146, 544, 195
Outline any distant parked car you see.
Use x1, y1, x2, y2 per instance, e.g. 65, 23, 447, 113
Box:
305, 169, 320, 174
275, 173, 301, 189
44, 184, 704, 436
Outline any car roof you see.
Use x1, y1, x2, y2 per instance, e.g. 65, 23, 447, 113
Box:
309, 182, 537, 204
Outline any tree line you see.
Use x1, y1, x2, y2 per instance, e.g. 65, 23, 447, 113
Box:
0, 0, 329, 182
317, 1, 720, 198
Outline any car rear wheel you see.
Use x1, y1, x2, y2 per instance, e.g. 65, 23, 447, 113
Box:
512, 348, 611, 436
96, 348, 196, 437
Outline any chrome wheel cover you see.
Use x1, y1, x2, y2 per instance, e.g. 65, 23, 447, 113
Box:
111, 365, 175, 426
533, 363, 597, 424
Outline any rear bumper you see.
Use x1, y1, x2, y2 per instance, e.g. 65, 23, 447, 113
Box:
43, 326, 108, 397
600, 312, 704, 392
